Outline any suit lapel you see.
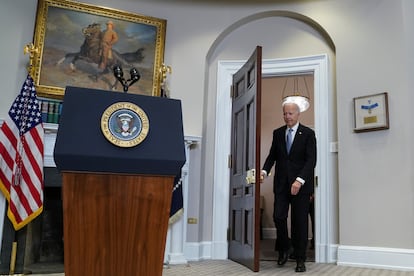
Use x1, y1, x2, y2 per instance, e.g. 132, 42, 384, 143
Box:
290, 124, 304, 153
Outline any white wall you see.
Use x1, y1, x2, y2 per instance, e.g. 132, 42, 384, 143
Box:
1, 0, 414, 270
0, 1, 38, 118
333, 0, 414, 249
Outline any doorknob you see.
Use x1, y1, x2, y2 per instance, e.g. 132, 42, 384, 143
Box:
246, 169, 255, 184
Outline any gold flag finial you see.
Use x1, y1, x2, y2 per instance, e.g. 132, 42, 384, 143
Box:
24, 43, 39, 76
159, 64, 172, 97
160, 64, 172, 86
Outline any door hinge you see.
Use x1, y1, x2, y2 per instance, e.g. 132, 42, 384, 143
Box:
230, 84, 234, 98
228, 154, 232, 169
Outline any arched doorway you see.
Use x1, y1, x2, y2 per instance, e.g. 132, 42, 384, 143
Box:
212, 54, 336, 263
203, 11, 338, 264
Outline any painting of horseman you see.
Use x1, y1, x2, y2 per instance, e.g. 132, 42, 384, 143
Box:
33, 1, 166, 97
56, 22, 141, 83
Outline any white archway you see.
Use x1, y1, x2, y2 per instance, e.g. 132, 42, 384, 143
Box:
212, 54, 338, 263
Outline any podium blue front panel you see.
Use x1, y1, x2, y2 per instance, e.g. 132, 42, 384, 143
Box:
54, 86, 185, 175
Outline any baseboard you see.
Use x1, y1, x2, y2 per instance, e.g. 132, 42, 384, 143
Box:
337, 245, 414, 271
183, 241, 214, 261
262, 227, 276, 239
177, 239, 414, 272
166, 252, 188, 265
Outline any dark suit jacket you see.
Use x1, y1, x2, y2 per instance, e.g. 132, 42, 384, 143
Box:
262, 123, 316, 195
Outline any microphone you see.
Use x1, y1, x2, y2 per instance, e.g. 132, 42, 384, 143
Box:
128, 67, 141, 87
112, 65, 140, 92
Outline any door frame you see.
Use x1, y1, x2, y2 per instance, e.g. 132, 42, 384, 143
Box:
212, 54, 337, 263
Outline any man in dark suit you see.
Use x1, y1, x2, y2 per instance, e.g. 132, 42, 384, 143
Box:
261, 102, 316, 273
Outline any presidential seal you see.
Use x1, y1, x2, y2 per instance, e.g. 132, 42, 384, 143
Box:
101, 102, 149, 147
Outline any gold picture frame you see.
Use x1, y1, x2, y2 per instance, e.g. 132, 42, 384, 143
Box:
31, 0, 166, 99
353, 92, 389, 133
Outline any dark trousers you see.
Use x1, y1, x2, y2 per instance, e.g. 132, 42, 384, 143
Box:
274, 192, 309, 260
309, 196, 315, 245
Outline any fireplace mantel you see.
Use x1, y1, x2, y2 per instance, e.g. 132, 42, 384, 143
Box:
42, 123, 200, 264
43, 123, 59, 167
0, 119, 200, 265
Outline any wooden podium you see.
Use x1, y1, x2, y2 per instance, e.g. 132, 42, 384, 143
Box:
54, 87, 186, 276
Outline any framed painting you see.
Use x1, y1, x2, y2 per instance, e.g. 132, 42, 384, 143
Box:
353, 92, 389, 133
31, 0, 166, 99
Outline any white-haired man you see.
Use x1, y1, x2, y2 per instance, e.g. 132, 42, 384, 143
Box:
261, 102, 317, 273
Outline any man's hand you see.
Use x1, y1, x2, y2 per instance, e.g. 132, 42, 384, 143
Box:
291, 180, 302, 195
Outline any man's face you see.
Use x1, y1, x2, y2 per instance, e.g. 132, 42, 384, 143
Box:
283, 103, 300, 128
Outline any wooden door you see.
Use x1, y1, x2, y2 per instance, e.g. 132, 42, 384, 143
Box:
228, 46, 262, 272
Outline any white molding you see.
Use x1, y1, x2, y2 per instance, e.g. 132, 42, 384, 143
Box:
262, 228, 276, 240
337, 245, 414, 271
211, 62, 236, 259
210, 240, 228, 260
184, 241, 213, 261
183, 242, 202, 261
214, 54, 336, 263
165, 136, 201, 265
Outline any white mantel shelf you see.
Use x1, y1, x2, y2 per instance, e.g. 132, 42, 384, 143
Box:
44, 123, 59, 167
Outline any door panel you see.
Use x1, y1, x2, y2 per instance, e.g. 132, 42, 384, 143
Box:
228, 46, 262, 272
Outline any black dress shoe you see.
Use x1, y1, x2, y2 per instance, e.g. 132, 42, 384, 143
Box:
277, 251, 289, 266
295, 260, 306, 272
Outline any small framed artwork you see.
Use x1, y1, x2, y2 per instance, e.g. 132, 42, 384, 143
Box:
31, 0, 166, 99
353, 92, 389, 133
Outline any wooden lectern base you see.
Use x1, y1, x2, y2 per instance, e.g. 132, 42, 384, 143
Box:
61, 172, 173, 276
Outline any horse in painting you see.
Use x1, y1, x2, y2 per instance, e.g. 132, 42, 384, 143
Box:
57, 23, 145, 89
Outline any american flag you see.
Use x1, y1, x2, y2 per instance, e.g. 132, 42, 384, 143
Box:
169, 173, 183, 224
0, 75, 44, 230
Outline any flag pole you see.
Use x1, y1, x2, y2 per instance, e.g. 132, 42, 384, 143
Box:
9, 231, 24, 276
6, 44, 41, 276
9, 239, 17, 275
23, 43, 38, 78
